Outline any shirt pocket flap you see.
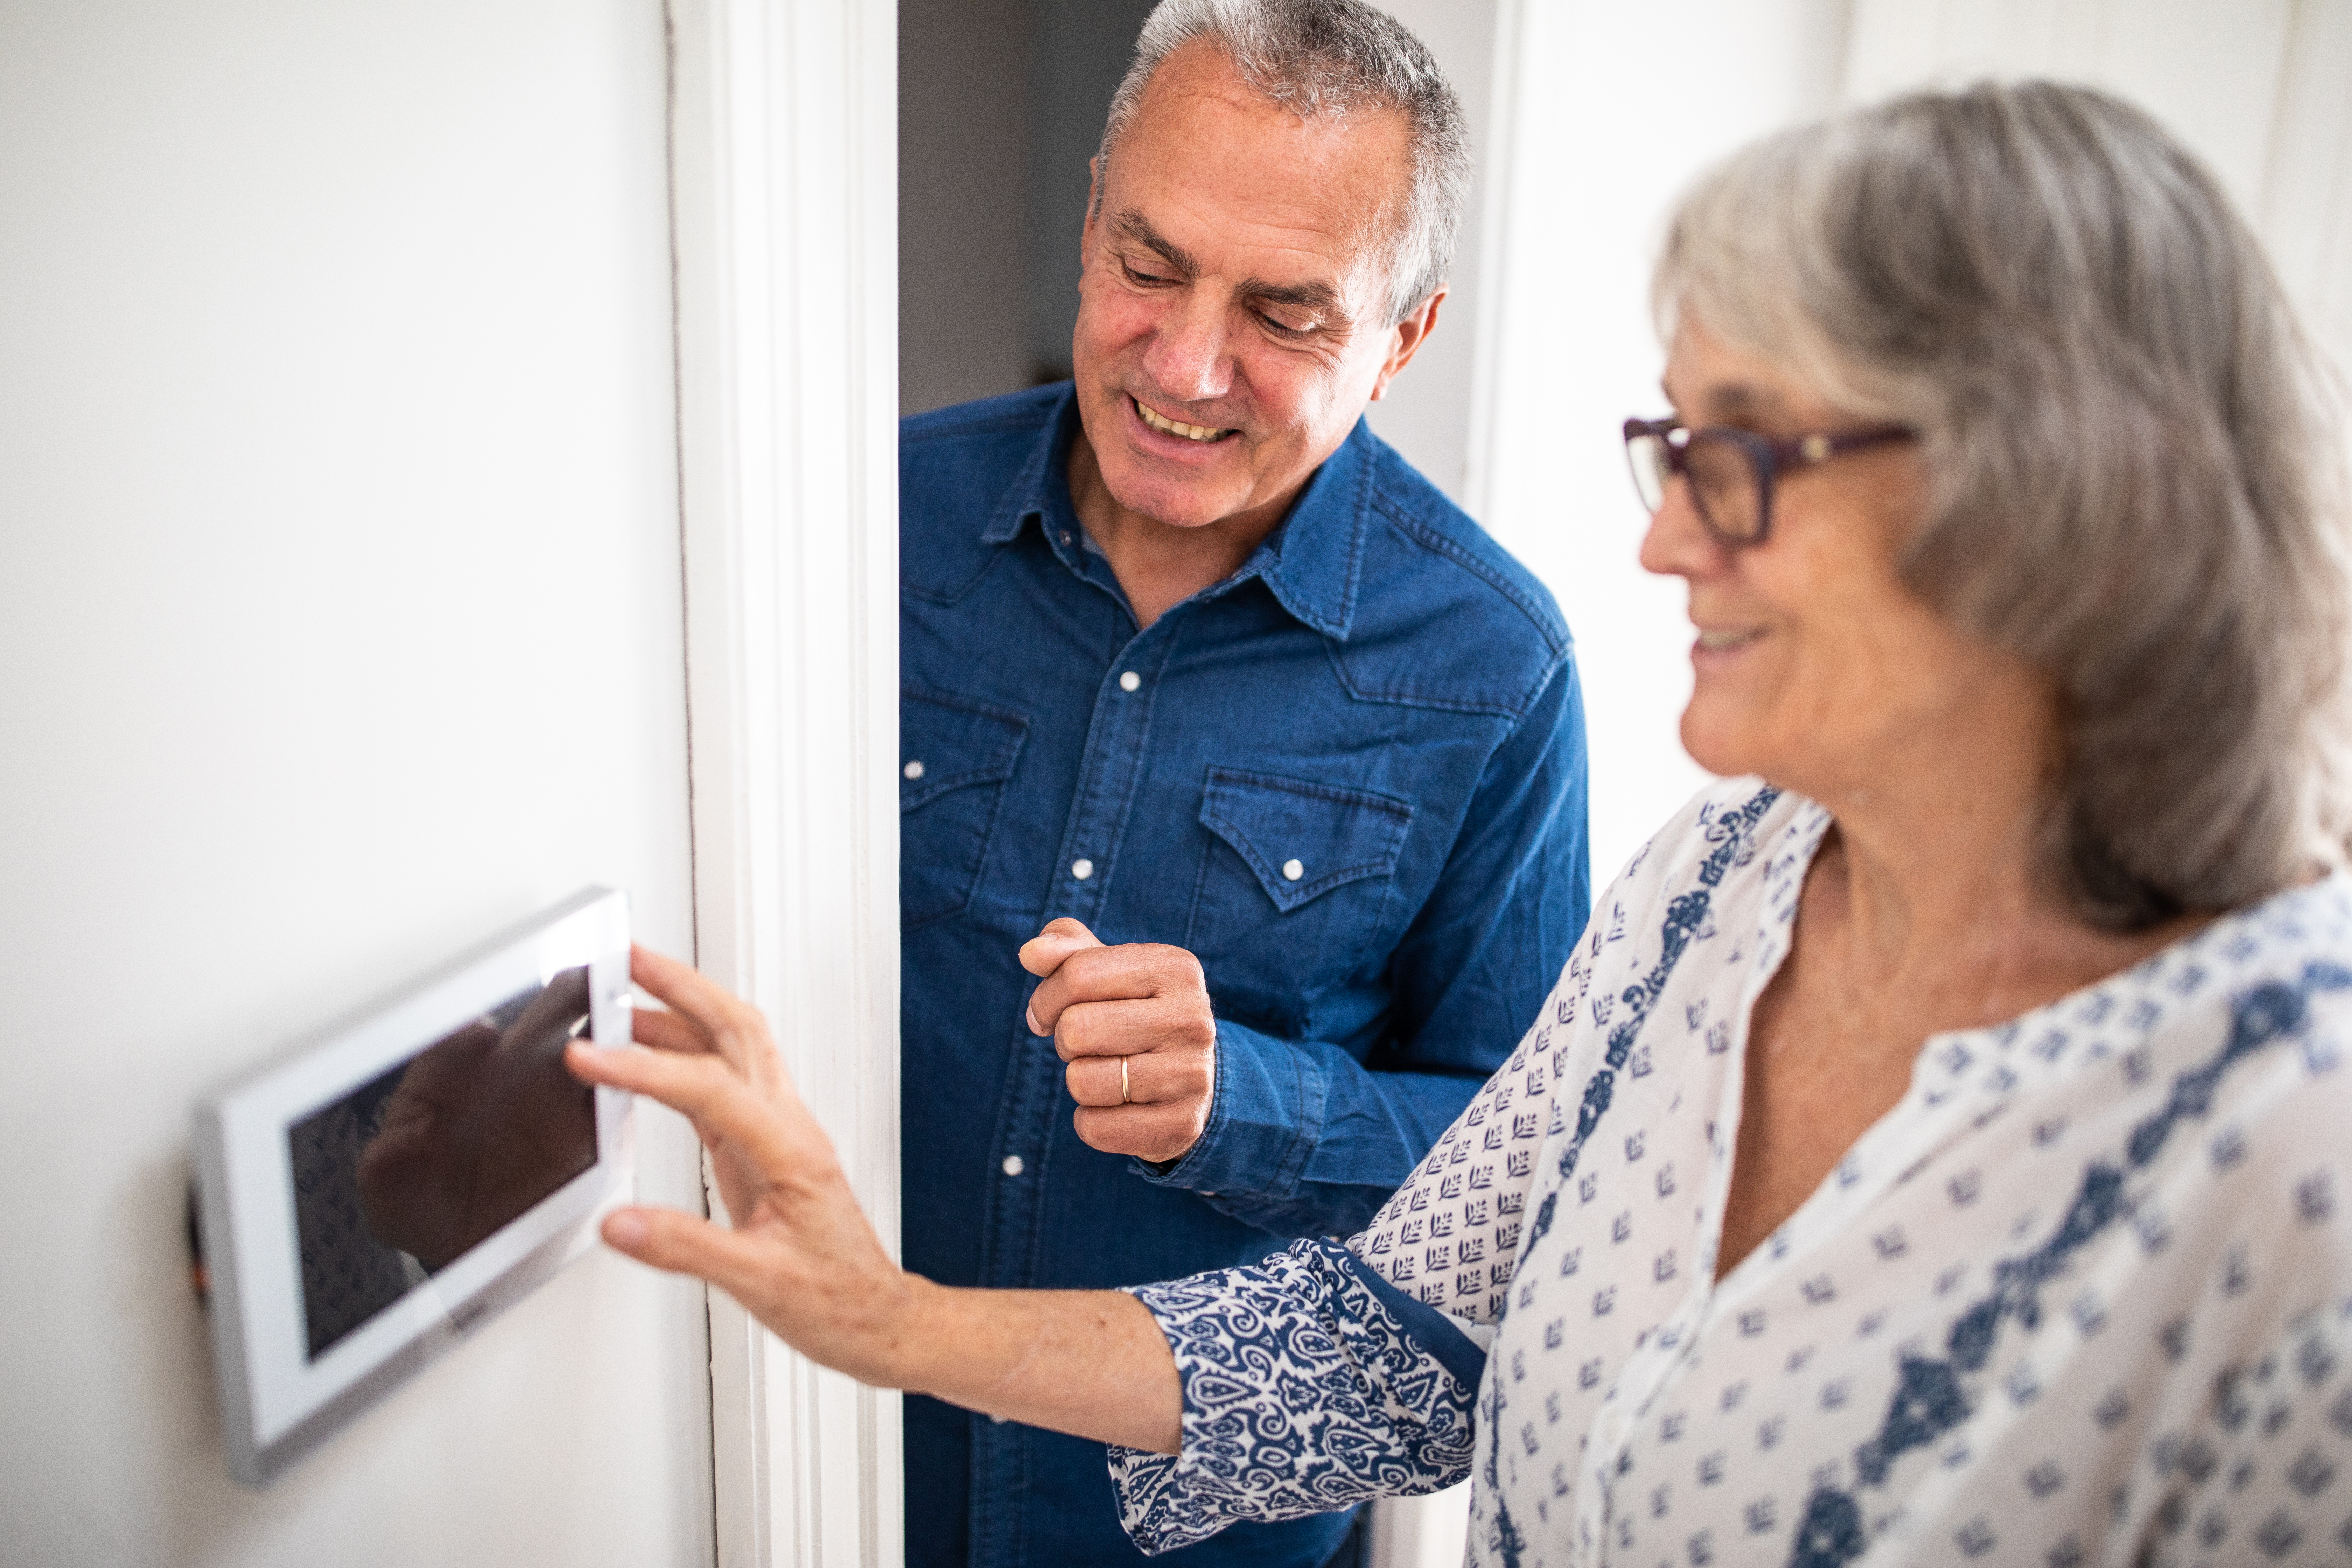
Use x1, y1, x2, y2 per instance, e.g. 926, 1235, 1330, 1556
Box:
902, 686, 1028, 810
1199, 767, 1414, 914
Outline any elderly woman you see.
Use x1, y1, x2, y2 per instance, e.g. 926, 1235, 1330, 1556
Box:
570, 83, 2352, 1566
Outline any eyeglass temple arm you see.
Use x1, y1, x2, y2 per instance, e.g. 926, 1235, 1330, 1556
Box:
1796, 425, 1915, 464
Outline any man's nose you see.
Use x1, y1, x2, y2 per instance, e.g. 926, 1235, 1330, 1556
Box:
1140, 293, 1233, 405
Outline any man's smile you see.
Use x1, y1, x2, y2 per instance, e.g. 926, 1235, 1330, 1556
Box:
1132, 394, 1236, 443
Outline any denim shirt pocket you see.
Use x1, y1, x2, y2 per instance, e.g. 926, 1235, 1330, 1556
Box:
1186, 766, 1414, 1029
901, 685, 1030, 929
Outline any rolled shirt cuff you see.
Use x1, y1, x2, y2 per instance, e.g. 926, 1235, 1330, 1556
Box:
1108, 1238, 1484, 1555
1127, 1016, 1322, 1202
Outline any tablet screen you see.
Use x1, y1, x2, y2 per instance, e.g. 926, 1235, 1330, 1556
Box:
288, 966, 597, 1359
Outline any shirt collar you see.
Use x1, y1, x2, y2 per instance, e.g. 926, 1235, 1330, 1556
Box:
1749, 799, 2352, 1123
979, 385, 1371, 642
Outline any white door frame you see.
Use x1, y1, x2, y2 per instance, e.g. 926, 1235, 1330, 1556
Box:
667, 0, 903, 1563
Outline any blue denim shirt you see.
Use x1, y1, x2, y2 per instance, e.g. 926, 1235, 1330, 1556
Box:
900, 385, 1590, 1568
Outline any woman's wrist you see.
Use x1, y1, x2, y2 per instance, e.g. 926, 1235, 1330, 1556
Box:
855, 1276, 1054, 1412
859, 1271, 957, 1395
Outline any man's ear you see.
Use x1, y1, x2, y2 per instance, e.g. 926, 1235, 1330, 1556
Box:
1369, 286, 1446, 402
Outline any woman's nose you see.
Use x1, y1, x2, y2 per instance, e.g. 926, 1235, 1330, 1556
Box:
1638, 479, 1729, 581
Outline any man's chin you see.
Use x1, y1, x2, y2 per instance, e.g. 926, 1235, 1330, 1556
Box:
1095, 462, 1250, 531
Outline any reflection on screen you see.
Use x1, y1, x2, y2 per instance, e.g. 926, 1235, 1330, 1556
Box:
289, 967, 596, 1360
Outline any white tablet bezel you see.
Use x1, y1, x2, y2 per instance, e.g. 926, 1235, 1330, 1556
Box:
192, 887, 635, 1485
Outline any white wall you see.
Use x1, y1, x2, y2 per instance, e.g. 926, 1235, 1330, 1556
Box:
1843, 0, 2352, 382
0, 3, 713, 1564
1471, 0, 1849, 889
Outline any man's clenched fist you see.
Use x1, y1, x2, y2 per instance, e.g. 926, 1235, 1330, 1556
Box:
1020, 918, 1217, 1165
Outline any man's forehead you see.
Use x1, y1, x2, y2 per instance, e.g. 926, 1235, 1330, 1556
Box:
1104, 44, 1408, 280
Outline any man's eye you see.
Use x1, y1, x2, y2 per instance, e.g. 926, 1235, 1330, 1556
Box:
1122, 261, 1175, 286
1258, 310, 1313, 336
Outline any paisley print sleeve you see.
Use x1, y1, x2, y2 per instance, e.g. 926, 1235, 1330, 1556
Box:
1109, 1238, 1484, 1554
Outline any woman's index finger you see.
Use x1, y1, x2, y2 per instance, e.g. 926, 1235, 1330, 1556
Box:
631, 945, 765, 1043
566, 1041, 798, 1171
634, 1004, 718, 1057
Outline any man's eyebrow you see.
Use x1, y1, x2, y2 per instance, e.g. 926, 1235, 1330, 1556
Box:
1239, 275, 1346, 320
1109, 208, 1349, 324
1108, 211, 1199, 276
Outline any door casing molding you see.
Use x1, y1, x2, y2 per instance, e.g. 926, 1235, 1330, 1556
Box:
667, 0, 902, 1562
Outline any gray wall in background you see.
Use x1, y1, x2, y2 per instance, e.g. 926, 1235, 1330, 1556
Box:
898, 0, 1153, 414
898, 0, 1035, 414
1359, 0, 1496, 503
896, 0, 1499, 509
1025, 0, 1160, 384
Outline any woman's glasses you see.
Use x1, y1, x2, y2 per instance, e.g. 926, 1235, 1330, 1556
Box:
1623, 416, 1916, 548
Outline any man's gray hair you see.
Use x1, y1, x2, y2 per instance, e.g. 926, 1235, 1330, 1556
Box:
1097, 0, 1470, 326
1657, 81, 2351, 930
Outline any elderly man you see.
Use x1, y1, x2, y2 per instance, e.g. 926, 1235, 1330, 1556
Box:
898, 2, 1588, 1564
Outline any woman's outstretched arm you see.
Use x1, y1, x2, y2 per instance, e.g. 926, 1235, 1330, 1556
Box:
564, 945, 1182, 1455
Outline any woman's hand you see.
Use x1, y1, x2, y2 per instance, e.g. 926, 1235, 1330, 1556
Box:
564, 946, 925, 1388
565, 946, 1183, 1452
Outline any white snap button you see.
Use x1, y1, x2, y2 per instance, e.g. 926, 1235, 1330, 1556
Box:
903, 760, 925, 780
1282, 858, 1304, 881
1071, 858, 1094, 880
990, 1412, 1010, 1424
1119, 671, 1141, 692
1001, 1155, 1024, 1176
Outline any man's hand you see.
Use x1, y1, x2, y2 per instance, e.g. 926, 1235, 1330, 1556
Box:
1021, 918, 1217, 1165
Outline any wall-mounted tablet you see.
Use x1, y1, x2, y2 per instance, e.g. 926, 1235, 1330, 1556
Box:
192, 887, 635, 1485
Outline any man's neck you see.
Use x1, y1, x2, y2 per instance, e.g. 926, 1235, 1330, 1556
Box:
1066, 426, 1300, 630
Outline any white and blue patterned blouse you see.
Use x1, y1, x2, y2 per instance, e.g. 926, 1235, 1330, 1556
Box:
1109, 779, 2352, 1566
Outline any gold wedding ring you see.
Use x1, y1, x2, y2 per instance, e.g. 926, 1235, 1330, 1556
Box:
1120, 1055, 1132, 1105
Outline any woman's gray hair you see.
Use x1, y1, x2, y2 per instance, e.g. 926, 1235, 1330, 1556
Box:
1097, 0, 1470, 326
1657, 81, 2351, 929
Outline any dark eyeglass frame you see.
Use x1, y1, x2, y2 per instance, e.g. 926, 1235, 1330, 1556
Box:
1622, 415, 1917, 548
